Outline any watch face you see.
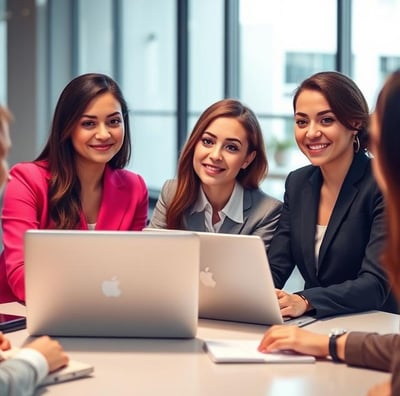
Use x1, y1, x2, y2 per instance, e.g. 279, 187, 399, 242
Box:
329, 328, 347, 336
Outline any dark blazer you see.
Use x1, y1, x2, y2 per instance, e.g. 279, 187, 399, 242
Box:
149, 179, 282, 251
268, 152, 397, 318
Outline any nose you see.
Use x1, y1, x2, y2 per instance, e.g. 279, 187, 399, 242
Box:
305, 122, 322, 139
209, 144, 223, 161
96, 123, 111, 140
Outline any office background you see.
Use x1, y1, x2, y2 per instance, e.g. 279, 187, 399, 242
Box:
1, 0, 400, 205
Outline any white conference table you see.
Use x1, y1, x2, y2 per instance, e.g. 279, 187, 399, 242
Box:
1, 303, 398, 396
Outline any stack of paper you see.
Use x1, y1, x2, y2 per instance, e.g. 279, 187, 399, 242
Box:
204, 339, 316, 363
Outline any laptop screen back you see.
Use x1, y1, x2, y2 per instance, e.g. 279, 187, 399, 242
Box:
196, 232, 284, 325
25, 230, 199, 338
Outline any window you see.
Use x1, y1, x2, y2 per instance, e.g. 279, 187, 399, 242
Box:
77, 0, 114, 76
239, 0, 336, 199
352, 0, 400, 106
120, 0, 176, 192
188, 0, 224, 133
379, 56, 400, 82
285, 52, 335, 85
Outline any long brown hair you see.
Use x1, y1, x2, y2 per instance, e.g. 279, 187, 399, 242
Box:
36, 73, 132, 228
166, 98, 267, 229
293, 71, 370, 151
374, 70, 400, 297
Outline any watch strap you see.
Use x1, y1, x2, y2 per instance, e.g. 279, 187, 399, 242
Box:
329, 332, 346, 362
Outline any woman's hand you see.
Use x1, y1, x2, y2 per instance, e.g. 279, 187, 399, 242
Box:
25, 336, 69, 372
0, 331, 11, 351
276, 289, 309, 318
258, 325, 329, 357
367, 380, 391, 396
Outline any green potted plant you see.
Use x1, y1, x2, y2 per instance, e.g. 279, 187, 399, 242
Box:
270, 137, 295, 167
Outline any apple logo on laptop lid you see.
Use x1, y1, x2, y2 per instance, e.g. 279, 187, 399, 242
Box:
101, 276, 122, 297
200, 267, 216, 288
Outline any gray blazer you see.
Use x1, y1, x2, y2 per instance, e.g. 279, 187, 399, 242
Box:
149, 179, 282, 250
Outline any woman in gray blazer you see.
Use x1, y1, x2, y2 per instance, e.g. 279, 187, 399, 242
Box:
150, 99, 282, 251
268, 71, 397, 319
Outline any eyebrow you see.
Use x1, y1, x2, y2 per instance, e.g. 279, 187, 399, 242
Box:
295, 109, 333, 117
202, 131, 243, 145
81, 111, 121, 119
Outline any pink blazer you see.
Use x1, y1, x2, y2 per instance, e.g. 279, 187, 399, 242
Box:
0, 161, 149, 302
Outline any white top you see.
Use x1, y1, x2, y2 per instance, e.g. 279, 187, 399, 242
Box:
191, 182, 244, 232
315, 224, 327, 268
87, 223, 96, 230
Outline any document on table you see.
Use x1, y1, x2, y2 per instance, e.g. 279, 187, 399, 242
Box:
204, 339, 316, 363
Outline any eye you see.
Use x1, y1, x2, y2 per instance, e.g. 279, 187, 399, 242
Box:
201, 137, 214, 146
107, 117, 123, 128
295, 119, 307, 128
81, 120, 96, 128
321, 117, 335, 125
225, 144, 239, 152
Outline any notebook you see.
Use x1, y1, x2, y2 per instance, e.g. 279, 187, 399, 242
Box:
145, 229, 315, 327
24, 230, 200, 338
203, 339, 315, 363
1, 348, 94, 385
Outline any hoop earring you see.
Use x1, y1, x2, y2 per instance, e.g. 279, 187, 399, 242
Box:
353, 135, 360, 153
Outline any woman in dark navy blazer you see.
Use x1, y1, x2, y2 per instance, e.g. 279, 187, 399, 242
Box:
268, 71, 397, 319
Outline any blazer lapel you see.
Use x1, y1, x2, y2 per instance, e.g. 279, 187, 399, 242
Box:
96, 167, 131, 229
185, 212, 207, 231
301, 169, 321, 279
318, 153, 367, 268
219, 189, 251, 234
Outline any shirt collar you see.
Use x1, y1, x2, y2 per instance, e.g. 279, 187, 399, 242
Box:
191, 182, 244, 224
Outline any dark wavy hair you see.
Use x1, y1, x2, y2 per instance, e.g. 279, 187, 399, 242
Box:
166, 98, 267, 229
293, 71, 370, 151
36, 73, 131, 228
374, 70, 400, 297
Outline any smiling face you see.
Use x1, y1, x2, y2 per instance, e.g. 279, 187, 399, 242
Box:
294, 89, 357, 171
192, 117, 256, 197
71, 92, 125, 168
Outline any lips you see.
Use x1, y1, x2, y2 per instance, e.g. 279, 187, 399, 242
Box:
202, 163, 225, 174
89, 144, 114, 151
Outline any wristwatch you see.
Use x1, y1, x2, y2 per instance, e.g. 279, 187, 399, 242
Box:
329, 328, 347, 362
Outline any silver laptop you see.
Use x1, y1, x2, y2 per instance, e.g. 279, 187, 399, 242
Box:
196, 232, 315, 326
24, 230, 200, 338
40, 359, 94, 386
145, 229, 315, 327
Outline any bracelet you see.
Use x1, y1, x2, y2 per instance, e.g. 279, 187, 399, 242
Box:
297, 293, 310, 309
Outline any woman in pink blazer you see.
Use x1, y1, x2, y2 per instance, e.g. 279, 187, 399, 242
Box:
0, 73, 148, 302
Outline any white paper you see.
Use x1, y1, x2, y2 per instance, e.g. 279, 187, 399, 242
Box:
204, 339, 316, 363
